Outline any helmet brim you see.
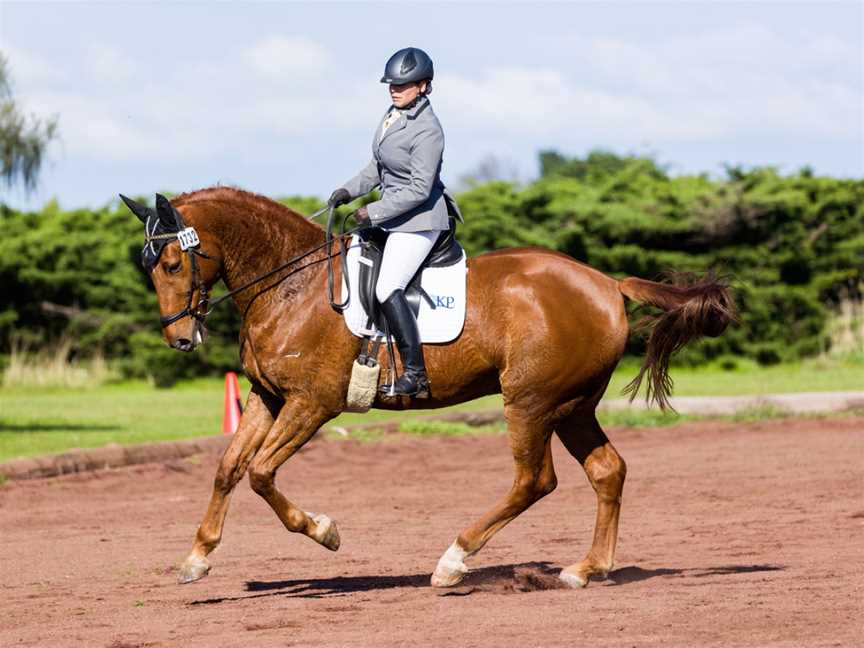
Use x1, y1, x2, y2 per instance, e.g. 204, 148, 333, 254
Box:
380, 76, 432, 84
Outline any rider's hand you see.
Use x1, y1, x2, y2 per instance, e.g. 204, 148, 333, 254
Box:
328, 188, 351, 208
354, 206, 371, 226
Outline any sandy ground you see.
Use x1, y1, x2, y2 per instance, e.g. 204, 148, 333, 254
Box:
1, 417, 862, 648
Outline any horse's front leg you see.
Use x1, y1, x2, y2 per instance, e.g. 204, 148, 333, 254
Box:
247, 398, 340, 551
179, 385, 280, 583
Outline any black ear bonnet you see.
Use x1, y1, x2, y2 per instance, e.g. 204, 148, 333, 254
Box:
120, 193, 188, 269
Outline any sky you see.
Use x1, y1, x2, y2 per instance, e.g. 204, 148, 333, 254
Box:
1, 1, 862, 211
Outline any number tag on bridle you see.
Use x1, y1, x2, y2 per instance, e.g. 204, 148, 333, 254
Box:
177, 227, 200, 251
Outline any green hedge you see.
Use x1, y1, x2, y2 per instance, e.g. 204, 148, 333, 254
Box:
1, 152, 861, 384
456, 155, 863, 365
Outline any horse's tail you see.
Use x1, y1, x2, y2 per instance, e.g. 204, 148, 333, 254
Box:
617, 271, 737, 411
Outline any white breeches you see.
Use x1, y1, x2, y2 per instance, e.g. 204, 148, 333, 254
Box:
375, 230, 440, 303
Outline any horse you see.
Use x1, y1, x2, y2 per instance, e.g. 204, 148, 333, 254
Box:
121, 186, 735, 589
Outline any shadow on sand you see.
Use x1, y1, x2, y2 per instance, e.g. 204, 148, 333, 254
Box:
606, 564, 784, 585
189, 561, 784, 604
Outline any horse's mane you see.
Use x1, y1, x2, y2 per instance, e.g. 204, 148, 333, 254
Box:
172, 186, 314, 225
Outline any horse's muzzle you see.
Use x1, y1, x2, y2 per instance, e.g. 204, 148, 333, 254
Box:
171, 337, 195, 352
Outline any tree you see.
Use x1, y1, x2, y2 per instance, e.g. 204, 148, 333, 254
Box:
539, 148, 667, 183
0, 52, 59, 193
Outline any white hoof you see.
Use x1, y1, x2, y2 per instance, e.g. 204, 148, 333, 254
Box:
311, 513, 340, 551
431, 541, 469, 588
178, 554, 211, 584
559, 569, 588, 589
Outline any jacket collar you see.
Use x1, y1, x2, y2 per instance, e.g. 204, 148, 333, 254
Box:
377, 96, 429, 144
384, 95, 429, 121
402, 95, 430, 119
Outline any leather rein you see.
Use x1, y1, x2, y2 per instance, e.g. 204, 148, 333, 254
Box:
146, 205, 364, 329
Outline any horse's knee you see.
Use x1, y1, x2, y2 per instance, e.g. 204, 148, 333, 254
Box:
248, 465, 274, 497
514, 471, 557, 505
214, 454, 250, 495
213, 467, 236, 495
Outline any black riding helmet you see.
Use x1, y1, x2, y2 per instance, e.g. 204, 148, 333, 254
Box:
380, 47, 434, 85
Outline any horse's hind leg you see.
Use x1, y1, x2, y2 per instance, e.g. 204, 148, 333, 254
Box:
431, 410, 557, 587
246, 398, 341, 551
555, 411, 626, 588
179, 386, 280, 583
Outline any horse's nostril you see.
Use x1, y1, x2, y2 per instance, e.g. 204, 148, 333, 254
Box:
174, 338, 194, 351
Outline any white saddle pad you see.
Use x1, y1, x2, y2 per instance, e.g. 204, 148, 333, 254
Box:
340, 238, 468, 343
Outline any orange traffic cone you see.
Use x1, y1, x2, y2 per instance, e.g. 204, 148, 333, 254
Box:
222, 372, 243, 435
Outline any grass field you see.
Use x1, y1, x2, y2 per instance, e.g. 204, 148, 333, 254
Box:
1, 355, 861, 462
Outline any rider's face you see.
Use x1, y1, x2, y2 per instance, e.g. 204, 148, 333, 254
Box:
389, 81, 427, 108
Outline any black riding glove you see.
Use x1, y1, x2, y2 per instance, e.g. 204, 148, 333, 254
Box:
328, 188, 351, 207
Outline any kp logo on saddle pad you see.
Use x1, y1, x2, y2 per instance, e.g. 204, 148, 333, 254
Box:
432, 295, 456, 309
340, 239, 468, 343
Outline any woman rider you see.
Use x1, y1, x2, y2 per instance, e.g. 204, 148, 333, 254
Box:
328, 47, 461, 399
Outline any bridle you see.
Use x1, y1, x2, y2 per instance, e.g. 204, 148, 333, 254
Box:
144, 230, 214, 327
147, 205, 364, 329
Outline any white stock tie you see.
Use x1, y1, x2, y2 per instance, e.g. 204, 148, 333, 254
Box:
380, 109, 402, 141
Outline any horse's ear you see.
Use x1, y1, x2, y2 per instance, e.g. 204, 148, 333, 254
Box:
155, 193, 182, 229
119, 194, 155, 224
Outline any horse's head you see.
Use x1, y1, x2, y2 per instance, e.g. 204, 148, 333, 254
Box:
121, 193, 221, 352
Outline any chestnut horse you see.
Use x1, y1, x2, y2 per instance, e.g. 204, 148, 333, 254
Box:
123, 187, 734, 589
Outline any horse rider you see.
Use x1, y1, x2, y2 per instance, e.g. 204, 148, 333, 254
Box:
328, 47, 462, 398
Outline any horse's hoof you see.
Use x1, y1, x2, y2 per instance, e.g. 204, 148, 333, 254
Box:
312, 513, 340, 551
430, 541, 469, 587
178, 555, 211, 584
558, 568, 588, 589
431, 565, 467, 588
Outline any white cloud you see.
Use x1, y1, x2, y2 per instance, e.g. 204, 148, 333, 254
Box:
83, 44, 137, 83
1, 43, 61, 84
25, 90, 218, 161
241, 35, 330, 82
6, 24, 860, 168
435, 23, 862, 143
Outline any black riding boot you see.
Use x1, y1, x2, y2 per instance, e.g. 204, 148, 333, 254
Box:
379, 289, 430, 398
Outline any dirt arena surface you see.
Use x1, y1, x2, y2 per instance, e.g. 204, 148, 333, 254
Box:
2, 417, 862, 647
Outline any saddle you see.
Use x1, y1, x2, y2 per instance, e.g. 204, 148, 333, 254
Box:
356, 219, 464, 333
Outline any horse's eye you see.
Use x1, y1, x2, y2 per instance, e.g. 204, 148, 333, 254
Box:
167, 261, 182, 275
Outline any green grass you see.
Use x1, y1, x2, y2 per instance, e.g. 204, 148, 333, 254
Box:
598, 408, 692, 428
401, 419, 513, 438
0, 378, 227, 462
1, 355, 861, 463
606, 354, 864, 397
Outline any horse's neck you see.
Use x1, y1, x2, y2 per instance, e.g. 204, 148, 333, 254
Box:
200, 201, 325, 314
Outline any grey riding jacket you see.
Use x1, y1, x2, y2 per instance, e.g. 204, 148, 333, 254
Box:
342, 96, 462, 232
